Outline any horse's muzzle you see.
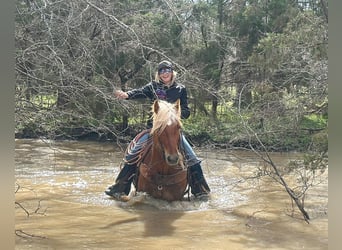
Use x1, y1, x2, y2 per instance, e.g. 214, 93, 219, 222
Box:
166, 154, 180, 166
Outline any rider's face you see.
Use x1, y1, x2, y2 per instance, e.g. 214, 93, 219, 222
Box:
158, 68, 173, 84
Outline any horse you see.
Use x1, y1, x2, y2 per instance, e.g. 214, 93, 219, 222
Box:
132, 99, 188, 202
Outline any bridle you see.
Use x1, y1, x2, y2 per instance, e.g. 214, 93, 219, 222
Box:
153, 126, 185, 170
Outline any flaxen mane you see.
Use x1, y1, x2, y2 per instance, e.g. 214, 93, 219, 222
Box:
150, 100, 182, 135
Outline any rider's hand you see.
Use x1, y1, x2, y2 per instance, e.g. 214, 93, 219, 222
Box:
114, 90, 128, 100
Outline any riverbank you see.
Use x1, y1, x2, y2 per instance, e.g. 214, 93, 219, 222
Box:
14, 125, 327, 153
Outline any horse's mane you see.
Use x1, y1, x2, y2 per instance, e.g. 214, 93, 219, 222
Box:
151, 100, 182, 135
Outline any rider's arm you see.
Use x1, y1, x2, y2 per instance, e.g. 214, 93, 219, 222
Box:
179, 87, 190, 119
126, 83, 154, 100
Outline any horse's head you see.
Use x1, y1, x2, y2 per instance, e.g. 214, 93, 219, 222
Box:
151, 99, 182, 166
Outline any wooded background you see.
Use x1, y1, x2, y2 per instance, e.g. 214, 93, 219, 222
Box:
15, 0, 328, 152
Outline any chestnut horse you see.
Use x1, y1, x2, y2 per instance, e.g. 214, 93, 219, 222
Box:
134, 99, 188, 201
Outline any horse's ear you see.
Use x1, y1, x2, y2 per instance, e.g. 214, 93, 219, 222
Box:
153, 100, 160, 114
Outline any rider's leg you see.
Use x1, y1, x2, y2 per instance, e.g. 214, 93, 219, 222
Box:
188, 163, 211, 197
105, 163, 136, 196
180, 134, 210, 197
105, 132, 150, 197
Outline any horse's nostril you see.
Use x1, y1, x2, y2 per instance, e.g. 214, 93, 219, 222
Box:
167, 155, 179, 165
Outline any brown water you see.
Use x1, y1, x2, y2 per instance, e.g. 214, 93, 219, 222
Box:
15, 139, 328, 250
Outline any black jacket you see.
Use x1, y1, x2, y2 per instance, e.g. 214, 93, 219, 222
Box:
126, 81, 190, 120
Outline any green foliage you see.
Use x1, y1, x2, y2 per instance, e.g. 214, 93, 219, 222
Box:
194, 41, 222, 81
31, 95, 57, 108
182, 100, 327, 152
300, 114, 327, 130
249, 11, 327, 78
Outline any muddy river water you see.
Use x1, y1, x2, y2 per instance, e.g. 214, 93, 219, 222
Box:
15, 139, 328, 250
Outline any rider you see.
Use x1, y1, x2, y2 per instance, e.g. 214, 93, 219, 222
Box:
105, 60, 210, 198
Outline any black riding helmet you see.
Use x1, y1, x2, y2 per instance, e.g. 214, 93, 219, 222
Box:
158, 60, 173, 71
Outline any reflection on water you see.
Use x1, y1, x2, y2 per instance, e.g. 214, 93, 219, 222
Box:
15, 139, 328, 250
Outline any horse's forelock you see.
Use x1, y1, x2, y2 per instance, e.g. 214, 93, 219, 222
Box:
151, 100, 181, 134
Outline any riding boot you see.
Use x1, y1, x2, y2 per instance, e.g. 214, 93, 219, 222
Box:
188, 163, 210, 197
105, 163, 136, 197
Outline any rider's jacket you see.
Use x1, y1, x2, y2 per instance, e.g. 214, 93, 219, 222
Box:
126, 80, 191, 120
